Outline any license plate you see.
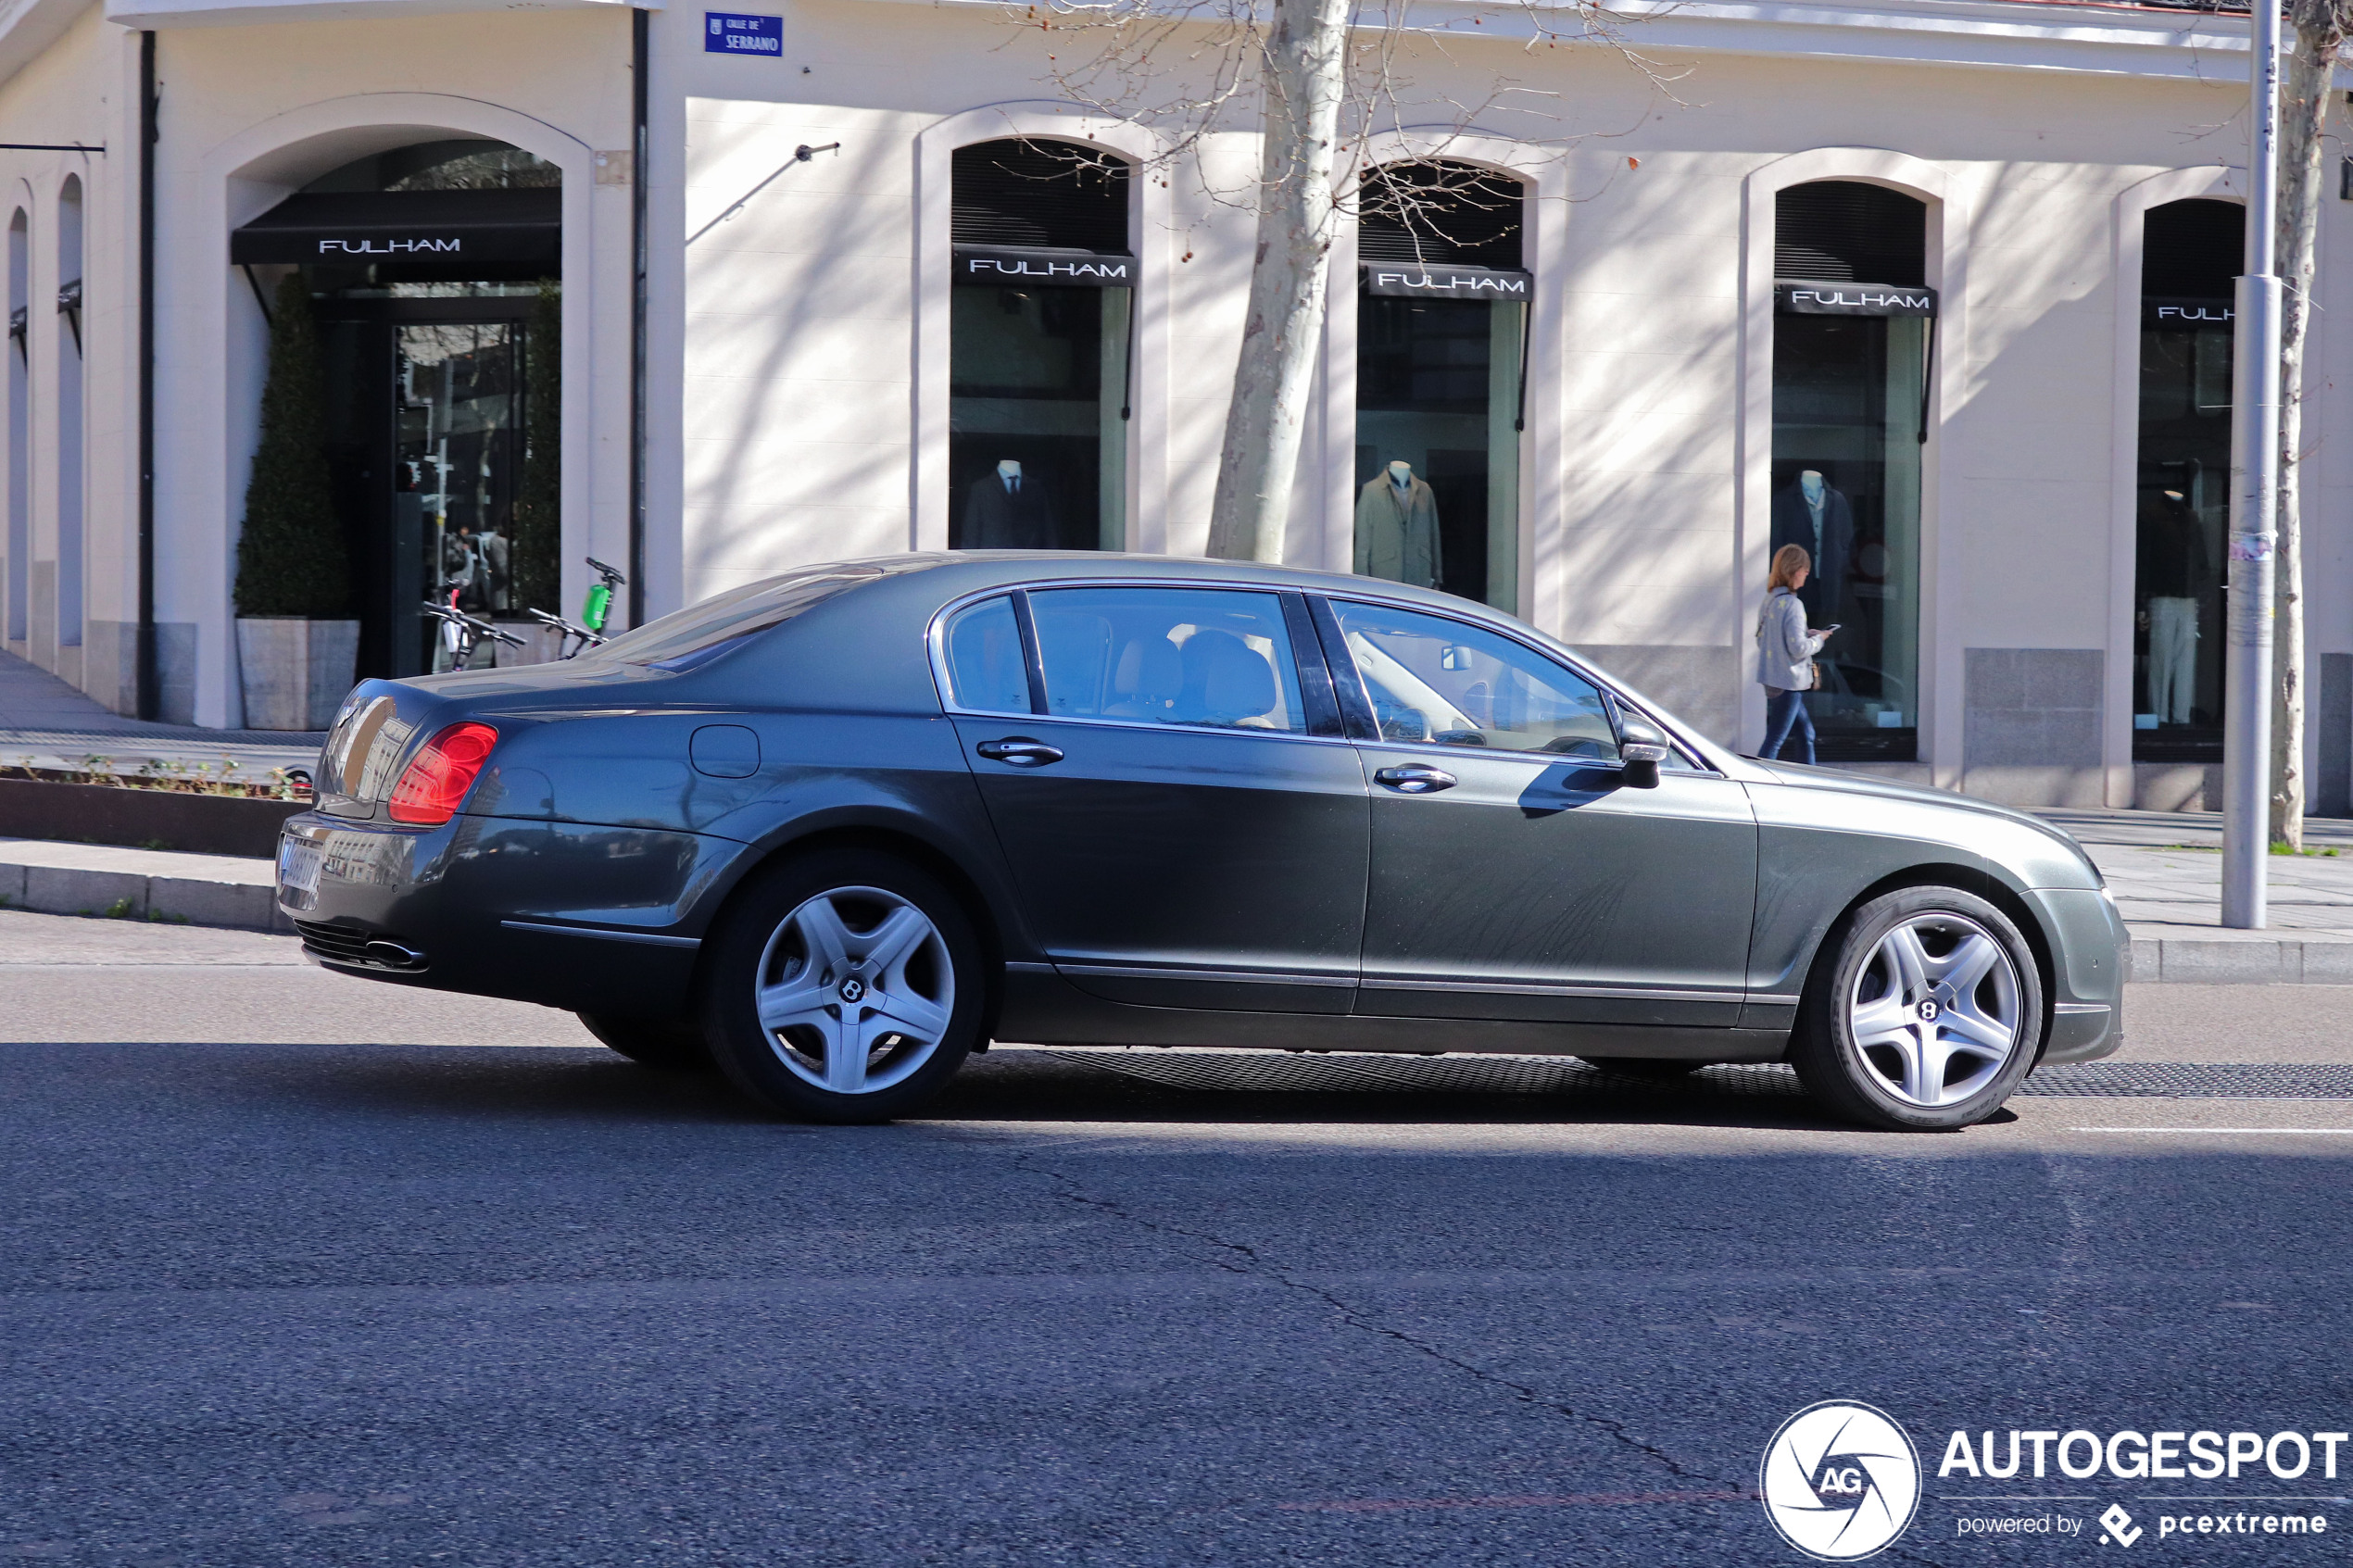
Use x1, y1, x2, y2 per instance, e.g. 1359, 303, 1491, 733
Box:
278, 838, 324, 905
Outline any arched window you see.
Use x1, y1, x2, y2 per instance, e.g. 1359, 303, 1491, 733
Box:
2131, 198, 2240, 761
1353, 161, 1529, 612
1769, 180, 1933, 761
6, 207, 26, 649
56, 174, 82, 652
948, 139, 1133, 551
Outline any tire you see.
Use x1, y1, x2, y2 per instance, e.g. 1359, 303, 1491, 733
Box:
699, 848, 983, 1123
1790, 885, 2045, 1131
1580, 1058, 1708, 1080
577, 1012, 715, 1073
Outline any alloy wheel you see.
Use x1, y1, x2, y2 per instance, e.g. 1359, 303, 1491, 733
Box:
1845, 912, 2024, 1108
753, 885, 956, 1096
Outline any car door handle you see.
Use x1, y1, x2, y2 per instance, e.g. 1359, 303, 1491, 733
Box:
975, 737, 1065, 768
1374, 764, 1456, 794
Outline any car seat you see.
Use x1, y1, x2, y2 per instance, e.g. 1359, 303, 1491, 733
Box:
1172, 630, 1277, 726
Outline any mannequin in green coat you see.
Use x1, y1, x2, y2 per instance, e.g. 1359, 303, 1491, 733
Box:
1354, 461, 1442, 589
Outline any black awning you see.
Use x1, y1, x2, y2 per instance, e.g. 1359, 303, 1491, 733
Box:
1774, 280, 1938, 318
231, 188, 561, 266
1361, 260, 1530, 300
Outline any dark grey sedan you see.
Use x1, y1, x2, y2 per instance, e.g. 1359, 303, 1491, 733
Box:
276, 554, 2124, 1131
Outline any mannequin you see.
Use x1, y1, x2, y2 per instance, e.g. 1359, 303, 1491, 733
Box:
1354, 460, 1442, 589
961, 458, 1058, 549
1769, 470, 1853, 619
2137, 488, 2209, 726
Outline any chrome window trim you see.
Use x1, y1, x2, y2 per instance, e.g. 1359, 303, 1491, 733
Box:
923, 574, 1724, 773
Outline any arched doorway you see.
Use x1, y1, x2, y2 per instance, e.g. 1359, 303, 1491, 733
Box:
233, 138, 560, 677
1353, 160, 1529, 612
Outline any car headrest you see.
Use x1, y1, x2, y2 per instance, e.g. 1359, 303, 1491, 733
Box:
1176, 629, 1277, 722
1114, 636, 1183, 703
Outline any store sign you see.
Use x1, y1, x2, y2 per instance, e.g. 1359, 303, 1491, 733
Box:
1362, 262, 1531, 299
705, 11, 783, 54
955, 246, 1134, 287
2146, 297, 2233, 327
313, 237, 463, 256
1775, 280, 1938, 318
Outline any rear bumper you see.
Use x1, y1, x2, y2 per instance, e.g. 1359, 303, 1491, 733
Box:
275, 810, 737, 1017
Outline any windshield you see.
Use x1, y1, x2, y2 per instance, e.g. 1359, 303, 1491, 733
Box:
599, 564, 890, 669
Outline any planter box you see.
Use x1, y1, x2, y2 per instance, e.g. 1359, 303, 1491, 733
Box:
0, 777, 308, 858
236, 617, 359, 731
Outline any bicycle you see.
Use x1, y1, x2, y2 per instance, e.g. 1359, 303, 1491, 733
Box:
422, 596, 526, 672
525, 557, 630, 661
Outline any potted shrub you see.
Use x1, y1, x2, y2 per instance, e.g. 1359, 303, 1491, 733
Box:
233, 272, 355, 729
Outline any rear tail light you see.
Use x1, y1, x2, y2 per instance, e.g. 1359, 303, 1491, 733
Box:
386, 721, 499, 824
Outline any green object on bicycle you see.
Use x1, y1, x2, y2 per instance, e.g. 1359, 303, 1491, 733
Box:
582, 581, 611, 633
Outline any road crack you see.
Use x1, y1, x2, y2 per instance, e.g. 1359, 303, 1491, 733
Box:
1008, 1145, 1730, 1488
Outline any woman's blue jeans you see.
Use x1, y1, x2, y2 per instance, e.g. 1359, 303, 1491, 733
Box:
1760, 686, 1816, 764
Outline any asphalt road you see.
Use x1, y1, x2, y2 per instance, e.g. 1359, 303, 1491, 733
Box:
3, 909, 2350, 1567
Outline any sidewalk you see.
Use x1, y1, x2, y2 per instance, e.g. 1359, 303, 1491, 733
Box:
0, 647, 325, 784
0, 836, 286, 932
2038, 809, 2353, 983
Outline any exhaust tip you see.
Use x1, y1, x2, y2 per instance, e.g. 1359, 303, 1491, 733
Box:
363, 940, 426, 970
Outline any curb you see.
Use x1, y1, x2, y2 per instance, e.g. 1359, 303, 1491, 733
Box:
0, 859, 289, 934
2128, 934, 2353, 985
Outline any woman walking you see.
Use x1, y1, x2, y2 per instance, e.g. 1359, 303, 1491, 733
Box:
1756, 543, 1833, 764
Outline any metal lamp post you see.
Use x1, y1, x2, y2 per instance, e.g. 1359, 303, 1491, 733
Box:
2222, 0, 2284, 929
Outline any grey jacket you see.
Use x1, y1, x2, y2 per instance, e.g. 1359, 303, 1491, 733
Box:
1755, 586, 1828, 691
1354, 475, 1442, 589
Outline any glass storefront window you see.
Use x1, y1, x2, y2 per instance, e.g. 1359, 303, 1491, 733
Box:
1769, 314, 1925, 759
1353, 161, 1528, 613
2133, 198, 2242, 762
1354, 295, 1524, 611
396, 321, 527, 672
950, 282, 1130, 550
948, 140, 1133, 551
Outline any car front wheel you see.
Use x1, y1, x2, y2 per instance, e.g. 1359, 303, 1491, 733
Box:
701, 849, 983, 1123
1789, 886, 2043, 1131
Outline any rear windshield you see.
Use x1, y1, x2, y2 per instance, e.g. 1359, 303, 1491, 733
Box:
600, 564, 888, 670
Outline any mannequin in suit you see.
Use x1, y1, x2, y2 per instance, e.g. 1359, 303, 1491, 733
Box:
962, 458, 1058, 549
1770, 470, 1853, 620
1355, 460, 1442, 590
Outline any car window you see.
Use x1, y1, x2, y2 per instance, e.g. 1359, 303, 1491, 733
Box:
600, 562, 890, 669
1328, 600, 1620, 759
1027, 586, 1308, 734
940, 596, 1032, 714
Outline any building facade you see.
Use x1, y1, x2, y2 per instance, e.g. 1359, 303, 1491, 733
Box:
0, 0, 2338, 812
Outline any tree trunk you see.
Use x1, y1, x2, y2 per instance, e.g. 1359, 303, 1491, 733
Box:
1203, 0, 1351, 563
2271, 3, 2346, 848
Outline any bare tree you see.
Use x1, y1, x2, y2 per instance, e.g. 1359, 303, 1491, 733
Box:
2269, 0, 2350, 849
1010, 0, 1669, 562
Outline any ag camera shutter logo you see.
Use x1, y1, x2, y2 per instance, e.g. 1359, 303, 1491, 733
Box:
1761, 1401, 1922, 1560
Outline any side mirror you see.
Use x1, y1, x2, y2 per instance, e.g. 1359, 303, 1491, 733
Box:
1618, 718, 1670, 790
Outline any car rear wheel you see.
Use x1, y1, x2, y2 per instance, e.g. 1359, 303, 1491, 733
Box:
700, 849, 982, 1123
1790, 885, 2043, 1131
577, 1011, 713, 1073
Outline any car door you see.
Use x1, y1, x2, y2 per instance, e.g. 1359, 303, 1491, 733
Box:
1316, 596, 1758, 1027
937, 584, 1369, 1014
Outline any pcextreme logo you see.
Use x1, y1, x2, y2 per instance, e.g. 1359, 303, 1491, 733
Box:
1761, 1401, 1924, 1561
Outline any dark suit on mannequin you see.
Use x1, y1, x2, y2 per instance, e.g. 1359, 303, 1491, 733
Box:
1770, 478, 1854, 621
962, 471, 1059, 550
